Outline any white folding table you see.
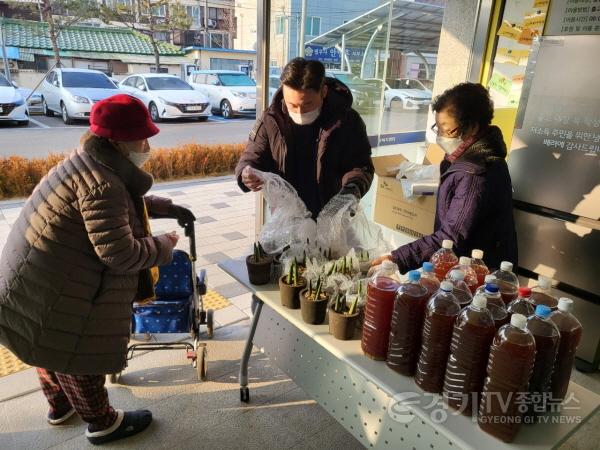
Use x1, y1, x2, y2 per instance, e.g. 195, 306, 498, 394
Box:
219, 258, 599, 450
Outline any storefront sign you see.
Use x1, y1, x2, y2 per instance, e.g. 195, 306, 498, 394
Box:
545, 0, 600, 36
304, 45, 366, 64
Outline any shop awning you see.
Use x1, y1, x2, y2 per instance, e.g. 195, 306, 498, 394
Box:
306, 0, 444, 54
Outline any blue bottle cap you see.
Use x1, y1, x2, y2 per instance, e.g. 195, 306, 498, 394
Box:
485, 283, 499, 293
535, 304, 552, 319
408, 270, 421, 282
422, 262, 434, 272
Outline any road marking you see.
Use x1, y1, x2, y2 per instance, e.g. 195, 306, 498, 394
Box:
28, 117, 50, 129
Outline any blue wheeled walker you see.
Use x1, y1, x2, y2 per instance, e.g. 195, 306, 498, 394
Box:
109, 216, 214, 383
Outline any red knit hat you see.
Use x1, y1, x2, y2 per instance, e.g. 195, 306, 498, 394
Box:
90, 94, 159, 141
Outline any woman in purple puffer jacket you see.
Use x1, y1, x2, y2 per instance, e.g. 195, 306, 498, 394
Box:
374, 82, 518, 272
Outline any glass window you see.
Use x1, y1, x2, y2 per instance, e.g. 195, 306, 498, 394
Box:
305, 16, 321, 36
122, 76, 135, 87
146, 76, 193, 90
209, 7, 217, 20
206, 74, 220, 85
193, 73, 207, 84
61, 71, 115, 89
217, 73, 256, 87
275, 16, 285, 35
134, 77, 146, 90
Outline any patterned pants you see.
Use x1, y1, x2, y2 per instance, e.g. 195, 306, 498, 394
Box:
37, 368, 118, 431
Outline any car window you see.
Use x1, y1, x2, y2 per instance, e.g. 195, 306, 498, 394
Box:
206, 74, 220, 85
61, 72, 116, 89
123, 77, 136, 87
146, 77, 193, 91
0, 74, 10, 87
193, 73, 206, 84
218, 73, 256, 87
135, 77, 147, 90
270, 77, 280, 89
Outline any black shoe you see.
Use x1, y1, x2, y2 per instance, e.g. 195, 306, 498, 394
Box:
47, 407, 76, 425
86, 409, 152, 445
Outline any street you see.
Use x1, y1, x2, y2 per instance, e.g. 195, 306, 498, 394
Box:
0, 106, 428, 158
0, 115, 256, 158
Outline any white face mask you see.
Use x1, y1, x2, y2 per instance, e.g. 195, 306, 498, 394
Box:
436, 135, 463, 155
127, 151, 151, 167
288, 107, 321, 125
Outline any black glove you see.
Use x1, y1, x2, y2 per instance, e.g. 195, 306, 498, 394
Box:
168, 204, 196, 228
339, 183, 361, 199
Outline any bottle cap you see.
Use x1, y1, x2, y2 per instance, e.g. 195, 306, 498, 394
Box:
484, 274, 496, 284
518, 287, 532, 298
459, 256, 471, 266
538, 275, 552, 289
442, 240, 454, 250
422, 262, 434, 272
440, 281, 453, 292
471, 249, 484, 260
382, 260, 395, 270
472, 295, 487, 308
511, 314, 527, 330
558, 298, 574, 312
500, 261, 513, 272
485, 283, 499, 294
535, 304, 552, 319
408, 270, 421, 282
449, 269, 465, 281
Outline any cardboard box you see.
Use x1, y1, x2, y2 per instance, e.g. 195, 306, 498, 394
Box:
372, 148, 442, 238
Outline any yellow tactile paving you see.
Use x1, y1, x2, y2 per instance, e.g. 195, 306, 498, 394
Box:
0, 345, 30, 378
203, 289, 232, 311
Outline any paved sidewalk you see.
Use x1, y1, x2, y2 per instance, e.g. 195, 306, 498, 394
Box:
0, 176, 257, 329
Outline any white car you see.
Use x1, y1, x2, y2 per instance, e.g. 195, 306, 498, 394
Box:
187, 70, 256, 119
0, 74, 29, 126
379, 78, 433, 109
39, 68, 121, 124
119, 74, 211, 122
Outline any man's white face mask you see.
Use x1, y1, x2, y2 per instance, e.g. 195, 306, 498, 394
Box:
436, 135, 463, 155
288, 107, 321, 125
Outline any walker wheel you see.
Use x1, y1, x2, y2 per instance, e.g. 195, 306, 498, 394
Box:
206, 309, 214, 339
196, 345, 207, 381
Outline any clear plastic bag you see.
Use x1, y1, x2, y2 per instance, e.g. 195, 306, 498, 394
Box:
317, 193, 392, 259
254, 168, 316, 255
255, 169, 392, 260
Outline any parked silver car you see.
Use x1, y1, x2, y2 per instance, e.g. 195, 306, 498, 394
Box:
39, 68, 121, 124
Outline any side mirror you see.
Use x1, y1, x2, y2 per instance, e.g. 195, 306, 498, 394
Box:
53, 80, 60, 87
11, 80, 18, 88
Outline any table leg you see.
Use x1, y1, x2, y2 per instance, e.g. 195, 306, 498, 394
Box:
239, 294, 263, 403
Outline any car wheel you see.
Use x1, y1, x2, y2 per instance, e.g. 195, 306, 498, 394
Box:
220, 99, 234, 119
61, 102, 74, 125
42, 98, 54, 117
149, 102, 162, 123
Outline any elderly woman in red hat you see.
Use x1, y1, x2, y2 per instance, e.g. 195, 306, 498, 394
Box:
0, 94, 195, 445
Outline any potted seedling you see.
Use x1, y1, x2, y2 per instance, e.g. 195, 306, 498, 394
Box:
358, 250, 371, 274
329, 291, 360, 340
246, 242, 272, 285
279, 258, 306, 309
299, 276, 329, 324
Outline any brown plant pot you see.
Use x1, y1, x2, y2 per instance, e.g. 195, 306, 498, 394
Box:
279, 275, 306, 309
246, 255, 273, 285
300, 289, 329, 325
329, 307, 360, 340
